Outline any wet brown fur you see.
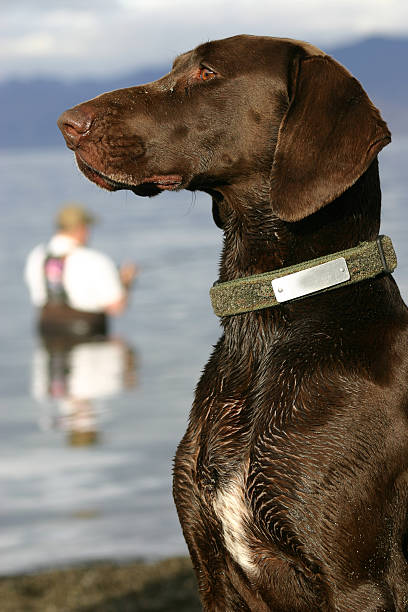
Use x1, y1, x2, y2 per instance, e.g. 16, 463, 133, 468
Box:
58, 35, 408, 611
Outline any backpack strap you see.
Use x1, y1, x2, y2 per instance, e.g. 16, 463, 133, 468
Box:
43, 253, 69, 305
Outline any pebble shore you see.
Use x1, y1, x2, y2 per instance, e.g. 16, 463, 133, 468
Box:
0, 557, 201, 611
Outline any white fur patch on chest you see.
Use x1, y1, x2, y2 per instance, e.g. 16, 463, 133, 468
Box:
213, 469, 259, 576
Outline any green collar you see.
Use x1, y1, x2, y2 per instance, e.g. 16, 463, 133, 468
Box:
210, 235, 397, 317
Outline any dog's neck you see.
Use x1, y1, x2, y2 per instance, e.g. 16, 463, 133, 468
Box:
213, 160, 385, 337
215, 160, 381, 281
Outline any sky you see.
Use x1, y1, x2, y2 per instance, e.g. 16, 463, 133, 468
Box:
2, 0, 408, 81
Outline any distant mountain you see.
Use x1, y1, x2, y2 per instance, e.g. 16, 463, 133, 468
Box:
0, 37, 406, 149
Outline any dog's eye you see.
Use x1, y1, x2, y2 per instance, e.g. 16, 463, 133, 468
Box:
199, 67, 216, 81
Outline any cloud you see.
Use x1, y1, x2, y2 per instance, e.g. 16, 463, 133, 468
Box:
1, 0, 408, 81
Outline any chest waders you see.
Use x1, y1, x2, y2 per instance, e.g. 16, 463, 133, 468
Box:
39, 252, 107, 338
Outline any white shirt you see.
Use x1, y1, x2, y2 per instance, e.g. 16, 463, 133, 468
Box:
24, 234, 125, 313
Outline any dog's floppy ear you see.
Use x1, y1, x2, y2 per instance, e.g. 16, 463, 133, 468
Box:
270, 54, 391, 222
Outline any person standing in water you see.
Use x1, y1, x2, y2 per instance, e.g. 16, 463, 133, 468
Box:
24, 203, 138, 337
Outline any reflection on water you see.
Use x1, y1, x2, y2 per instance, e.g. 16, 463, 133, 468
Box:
32, 334, 139, 447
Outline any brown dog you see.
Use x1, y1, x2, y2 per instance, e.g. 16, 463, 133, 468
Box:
58, 35, 408, 611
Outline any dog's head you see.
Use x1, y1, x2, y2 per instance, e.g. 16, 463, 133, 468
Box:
58, 35, 390, 223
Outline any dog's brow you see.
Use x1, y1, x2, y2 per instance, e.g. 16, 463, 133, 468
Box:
172, 56, 182, 70
172, 51, 191, 70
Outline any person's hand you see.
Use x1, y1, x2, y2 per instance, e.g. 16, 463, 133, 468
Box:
119, 262, 139, 289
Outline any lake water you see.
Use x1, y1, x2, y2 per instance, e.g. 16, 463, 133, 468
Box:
0, 140, 407, 575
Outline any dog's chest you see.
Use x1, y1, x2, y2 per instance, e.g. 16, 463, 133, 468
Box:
191, 399, 260, 575
194, 398, 251, 493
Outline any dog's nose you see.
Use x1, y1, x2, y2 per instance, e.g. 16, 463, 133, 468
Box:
57, 106, 95, 149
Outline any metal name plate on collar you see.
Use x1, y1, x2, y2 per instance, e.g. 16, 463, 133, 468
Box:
272, 257, 350, 303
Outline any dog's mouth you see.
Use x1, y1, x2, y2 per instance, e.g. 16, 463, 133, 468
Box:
75, 154, 183, 197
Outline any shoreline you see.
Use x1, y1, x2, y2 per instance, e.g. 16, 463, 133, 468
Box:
0, 556, 200, 611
